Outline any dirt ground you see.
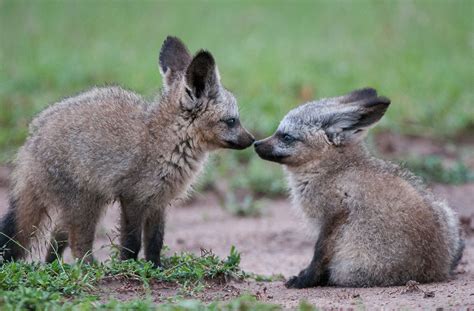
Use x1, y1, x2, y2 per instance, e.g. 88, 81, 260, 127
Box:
0, 133, 473, 309
0, 184, 473, 309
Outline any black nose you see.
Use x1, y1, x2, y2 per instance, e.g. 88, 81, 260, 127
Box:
254, 140, 262, 148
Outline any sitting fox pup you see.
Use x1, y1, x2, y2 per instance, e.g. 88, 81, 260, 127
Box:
0, 36, 254, 266
255, 88, 463, 287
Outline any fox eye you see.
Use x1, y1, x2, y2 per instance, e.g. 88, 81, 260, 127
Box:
223, 118, 236, 127
282, 133, 296, 144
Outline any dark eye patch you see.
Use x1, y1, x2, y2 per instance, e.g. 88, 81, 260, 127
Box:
278, 132, 297, 144
221, 117, 238, 128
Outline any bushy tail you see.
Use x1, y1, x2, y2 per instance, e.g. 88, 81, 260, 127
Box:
0, 198, 24, 261
451, 238, 465, 272
0, 191, 47, 263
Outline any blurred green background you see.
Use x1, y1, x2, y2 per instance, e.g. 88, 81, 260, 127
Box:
1, 0, 473, 203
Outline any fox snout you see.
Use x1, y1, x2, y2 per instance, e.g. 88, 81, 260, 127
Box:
225, 126, 255, 150
254, 136, 286, 163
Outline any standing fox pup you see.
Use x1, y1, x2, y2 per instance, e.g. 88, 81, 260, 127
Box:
0, 36, 254, 266
255, 88, 463, 287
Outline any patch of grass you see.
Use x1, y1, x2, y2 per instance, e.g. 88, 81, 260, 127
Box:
105, 246, 243, 288
223, 192, 265, 217
402, 155, 474, 184
230, 156, 288, 197
0, 248, 325, 310
0, 247, 244, 309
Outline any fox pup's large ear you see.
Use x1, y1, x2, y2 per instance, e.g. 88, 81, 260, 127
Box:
338, 87, 378, 104
323, 96, 390, 145
159, 36, 192, 89
185, 50, 220, 99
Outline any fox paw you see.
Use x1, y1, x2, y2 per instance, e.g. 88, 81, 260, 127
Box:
285, 274, 315, 289
151, 260, 163, 270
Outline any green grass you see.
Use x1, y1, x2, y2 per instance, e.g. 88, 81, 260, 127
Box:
0, 247, 246, 309
0, 246, 314, 310
1, 1, 473, 193
403, 155, 474, 185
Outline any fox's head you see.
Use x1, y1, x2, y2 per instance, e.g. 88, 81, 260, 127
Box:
254, 88, 390, 167
158, 36, 254, 150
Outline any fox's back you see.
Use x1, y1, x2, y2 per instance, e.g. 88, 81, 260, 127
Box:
20, 87, 149, 194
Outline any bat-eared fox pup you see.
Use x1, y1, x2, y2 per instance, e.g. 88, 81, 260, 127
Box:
0, 36, 254, 266
255, 88, 464, 288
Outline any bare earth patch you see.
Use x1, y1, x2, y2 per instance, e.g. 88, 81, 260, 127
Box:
0, 184, 473, 309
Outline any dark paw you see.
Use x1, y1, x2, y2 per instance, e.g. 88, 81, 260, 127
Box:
285, 276, 301, 288
151, 259, 162, 269
285, 273, 316, 289
120, 250, 139, 261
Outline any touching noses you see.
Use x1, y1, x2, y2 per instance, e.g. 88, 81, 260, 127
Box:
249, 135, 256, 144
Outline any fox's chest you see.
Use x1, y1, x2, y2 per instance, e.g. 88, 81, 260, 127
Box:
166, 156, 206, 199
141, 153, 207, 202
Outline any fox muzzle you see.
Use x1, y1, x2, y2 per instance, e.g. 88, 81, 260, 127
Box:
224, 127, 255, 150
254, 137, 288, 163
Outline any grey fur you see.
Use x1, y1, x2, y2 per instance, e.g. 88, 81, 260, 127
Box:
0, 36, 254, 265
254, 88, 463, 287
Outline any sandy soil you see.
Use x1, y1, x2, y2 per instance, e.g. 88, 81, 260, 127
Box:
0, 183, 473, 309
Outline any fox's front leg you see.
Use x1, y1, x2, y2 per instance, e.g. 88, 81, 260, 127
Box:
119, 196, 144, 261
285, 233, 330, 289
144, 207, 166, 268
286, 213, 346, 288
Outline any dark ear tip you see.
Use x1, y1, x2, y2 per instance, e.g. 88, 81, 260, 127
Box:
193, 49, 215, 65
160, 36, 187, 57
342, 87, 378, 104
162, 36, 184, 47
357, 87, 377, 96
159, 35, 191, 74
359, 87, 377, 97
362, 96, 391, 108
377, 96, 391, 106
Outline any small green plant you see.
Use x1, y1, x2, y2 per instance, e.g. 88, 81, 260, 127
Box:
230, 157, 288, 197
102, 246, 245, 290
223, 192, 265, 217
402, 155, 474, 184
297, 300, 320, 311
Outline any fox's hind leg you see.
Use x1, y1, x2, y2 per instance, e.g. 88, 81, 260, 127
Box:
45, 223, 69, 263
119, 196, 144, 261
62, 193, 106, 264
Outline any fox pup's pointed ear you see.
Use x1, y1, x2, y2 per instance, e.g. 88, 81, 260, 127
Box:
185, 50, 220, 99
323, 96, 390, 145
339, 87, 377, 104
159, 36, 192, 89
